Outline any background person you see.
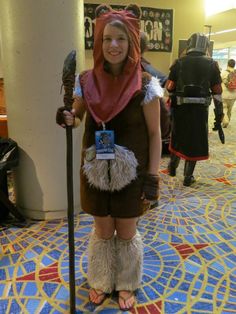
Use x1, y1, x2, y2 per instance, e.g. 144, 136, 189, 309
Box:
220, 58, 236, 128
57, 4, 163, 311
140, 31, 167, 87
140, 31, 171, 155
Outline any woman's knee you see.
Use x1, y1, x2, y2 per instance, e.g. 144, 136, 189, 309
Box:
115, 217, 138, 240
93, 215, 115, 239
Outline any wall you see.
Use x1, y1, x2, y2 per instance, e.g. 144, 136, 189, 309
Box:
0, 54, 3, 78
84, 0, 205, 75
0, 0, 85, 219
0, 32, 3, 77
205, 9, 236, 49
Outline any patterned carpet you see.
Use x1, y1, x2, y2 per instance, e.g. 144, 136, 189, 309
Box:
0, 107, 236, 314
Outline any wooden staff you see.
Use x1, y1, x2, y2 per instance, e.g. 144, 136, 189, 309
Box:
62, 50, 76, 314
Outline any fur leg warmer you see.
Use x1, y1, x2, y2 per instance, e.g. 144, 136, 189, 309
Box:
87, 233, 116, 294
115, 231, 143, 291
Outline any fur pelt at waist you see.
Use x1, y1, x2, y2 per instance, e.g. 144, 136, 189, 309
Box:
82, 144, 138, 191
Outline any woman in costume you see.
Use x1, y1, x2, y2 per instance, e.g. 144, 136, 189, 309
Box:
57, 4, 163, 311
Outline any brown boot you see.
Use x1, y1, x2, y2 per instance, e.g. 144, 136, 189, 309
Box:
183, 161, 196, 186
168, 154, 180, 177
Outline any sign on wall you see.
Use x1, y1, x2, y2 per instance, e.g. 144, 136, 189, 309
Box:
84, 4, 173, 52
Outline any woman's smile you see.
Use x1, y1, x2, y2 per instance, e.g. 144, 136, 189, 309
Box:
108, 50, 121, 56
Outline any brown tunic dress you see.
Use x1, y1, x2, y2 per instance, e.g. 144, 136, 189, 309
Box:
80, 74, 152, 218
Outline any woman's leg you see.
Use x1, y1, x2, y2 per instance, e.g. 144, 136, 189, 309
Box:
93, 215, 115, 239
115, 217, 143, 310
222, 100, 229, 127
88, 216, 116, 304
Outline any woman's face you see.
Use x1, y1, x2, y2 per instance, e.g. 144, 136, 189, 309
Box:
102, 23, 129, 74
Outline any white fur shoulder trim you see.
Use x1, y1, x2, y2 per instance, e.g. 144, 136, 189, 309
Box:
142, 76, 164, 105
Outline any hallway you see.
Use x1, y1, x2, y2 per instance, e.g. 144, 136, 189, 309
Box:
0, 107, 236, 314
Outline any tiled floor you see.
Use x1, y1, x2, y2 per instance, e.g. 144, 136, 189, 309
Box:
0, 107, 236, 313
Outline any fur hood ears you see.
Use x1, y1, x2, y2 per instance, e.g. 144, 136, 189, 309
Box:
125, 4, 142, 19
95, 4, 112, 18
95, 3, 141, 19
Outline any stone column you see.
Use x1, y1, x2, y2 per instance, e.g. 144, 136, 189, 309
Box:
0, 0, 85, 219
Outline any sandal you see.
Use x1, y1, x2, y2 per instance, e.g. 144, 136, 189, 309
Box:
89, 288, 107, 306
118, 290, 136, 311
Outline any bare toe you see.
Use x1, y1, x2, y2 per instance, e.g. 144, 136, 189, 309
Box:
89, 288, 106, 305
118, 290, 135, 311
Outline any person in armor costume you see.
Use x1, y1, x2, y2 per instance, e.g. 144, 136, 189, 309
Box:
165, 32, 224, 186
56, 4, 163, 311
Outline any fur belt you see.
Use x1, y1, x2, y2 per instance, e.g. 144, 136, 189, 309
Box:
82, 144, 138, 191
